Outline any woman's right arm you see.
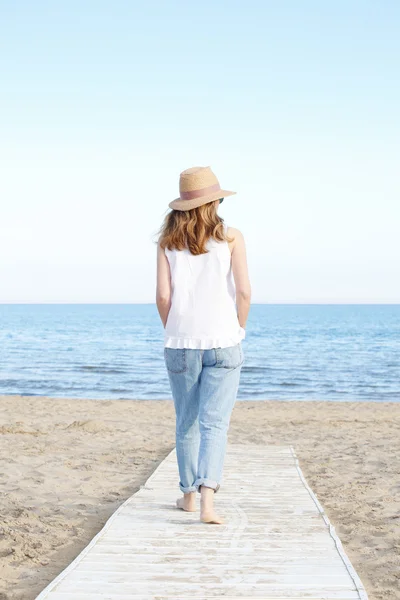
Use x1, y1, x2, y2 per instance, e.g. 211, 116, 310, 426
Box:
230, 228, 251, 329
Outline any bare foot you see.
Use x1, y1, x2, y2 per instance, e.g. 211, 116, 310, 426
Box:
200, 485, 224, 524
200, 510, 224, 524
176, 492, 196, 512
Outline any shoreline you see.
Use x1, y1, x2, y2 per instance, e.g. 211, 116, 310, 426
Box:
0, 395, 399, 600
4, 393, 398, 403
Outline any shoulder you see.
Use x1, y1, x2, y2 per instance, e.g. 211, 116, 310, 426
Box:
157, 238, 170, 258
227, 226, 244, 243
226, 227, 244, 253
227, 226, 243, 238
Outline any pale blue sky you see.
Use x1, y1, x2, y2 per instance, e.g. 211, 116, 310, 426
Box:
1, 1, 399, 303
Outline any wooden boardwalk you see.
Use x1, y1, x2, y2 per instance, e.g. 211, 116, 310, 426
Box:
36, 445, 368, 599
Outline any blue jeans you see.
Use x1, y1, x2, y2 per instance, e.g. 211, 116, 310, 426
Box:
164, 342, 244, 494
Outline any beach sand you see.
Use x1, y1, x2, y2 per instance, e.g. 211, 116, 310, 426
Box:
0, 395, 399, 600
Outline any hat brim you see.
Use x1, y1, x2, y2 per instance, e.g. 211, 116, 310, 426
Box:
169, 189, 236, 211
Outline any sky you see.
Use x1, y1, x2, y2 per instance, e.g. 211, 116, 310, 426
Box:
1, 0, 399, 303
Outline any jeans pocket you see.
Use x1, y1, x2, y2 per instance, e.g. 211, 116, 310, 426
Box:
164, 348, 187, 373
215, 343, 244, 369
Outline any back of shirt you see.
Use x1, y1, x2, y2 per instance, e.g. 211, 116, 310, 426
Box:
164, 223, 245, 349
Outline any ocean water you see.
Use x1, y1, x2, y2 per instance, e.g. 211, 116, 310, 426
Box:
0, 304, 399, 402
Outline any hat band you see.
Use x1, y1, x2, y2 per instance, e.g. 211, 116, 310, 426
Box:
180, 182, 221, 200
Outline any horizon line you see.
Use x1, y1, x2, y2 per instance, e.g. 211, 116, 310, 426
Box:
1, 302, 399, 306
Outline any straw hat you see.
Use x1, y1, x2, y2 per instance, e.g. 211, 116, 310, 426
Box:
169, 166, 236, 211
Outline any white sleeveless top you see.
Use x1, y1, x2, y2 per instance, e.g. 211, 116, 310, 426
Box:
164, 223, 246, 349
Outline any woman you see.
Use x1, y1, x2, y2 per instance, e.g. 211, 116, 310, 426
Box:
156, 165, 251, 524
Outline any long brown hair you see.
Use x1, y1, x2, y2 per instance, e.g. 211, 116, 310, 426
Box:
158, 200, 233, 255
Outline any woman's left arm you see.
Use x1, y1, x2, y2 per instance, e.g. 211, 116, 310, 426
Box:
156, 241, 171, 328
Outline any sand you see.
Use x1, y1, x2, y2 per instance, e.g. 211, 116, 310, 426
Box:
0, 395, 399, 600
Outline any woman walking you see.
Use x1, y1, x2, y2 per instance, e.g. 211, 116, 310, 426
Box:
156, 166, 251, 524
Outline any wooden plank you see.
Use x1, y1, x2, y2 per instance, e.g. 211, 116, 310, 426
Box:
35, 445, 368, 599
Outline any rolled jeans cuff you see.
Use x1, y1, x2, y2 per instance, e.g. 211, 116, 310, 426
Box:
179, 482, 197, 493
194, 477, 220, 494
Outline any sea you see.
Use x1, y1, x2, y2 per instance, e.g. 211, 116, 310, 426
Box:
0, 304, 399, 402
